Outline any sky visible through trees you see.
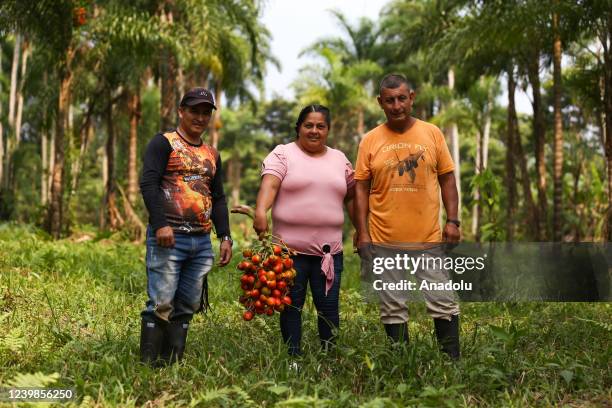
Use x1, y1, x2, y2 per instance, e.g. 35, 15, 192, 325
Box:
0, 0, 609, 243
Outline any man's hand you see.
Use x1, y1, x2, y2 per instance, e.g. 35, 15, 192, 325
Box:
218, 240, 232, 266
443, 222, 461, 243
253, 210, 268, 239
438, 172, 460, 247
357, 231, 372, 249
357, 230, 375, 261
156, 226, 175, 248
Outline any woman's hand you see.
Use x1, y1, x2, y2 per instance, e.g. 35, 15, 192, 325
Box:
253, 210, 269, 238
253, 175, 281, 239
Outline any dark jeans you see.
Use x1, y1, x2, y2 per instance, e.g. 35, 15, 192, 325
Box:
280, 253, 343, 355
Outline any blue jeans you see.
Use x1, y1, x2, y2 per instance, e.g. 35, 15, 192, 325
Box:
280, 253, 343, 355
141, 227, 214, 322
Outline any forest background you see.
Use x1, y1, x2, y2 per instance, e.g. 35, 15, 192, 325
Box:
0, 0, 610, 406
0, 0, 610, 243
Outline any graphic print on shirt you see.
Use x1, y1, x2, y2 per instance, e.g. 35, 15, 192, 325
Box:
395, 149, 425, 183
162, 132, 217, 233
382, 142, 429, 193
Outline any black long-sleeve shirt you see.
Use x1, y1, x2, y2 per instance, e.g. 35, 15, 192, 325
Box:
140, 131, 230, 237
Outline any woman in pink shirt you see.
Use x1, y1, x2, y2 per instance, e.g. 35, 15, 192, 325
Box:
254, 105, 355, 356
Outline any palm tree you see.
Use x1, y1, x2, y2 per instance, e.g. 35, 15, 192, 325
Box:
160, 0, 276, 149
0, 45, 4, 190
381, 0, 470, 215
301, 10, 383, 141
85, 1, 170, 235
552, 1, 564, 241
0, 0, 83, 238
434, 0, 536, 239
578, 0, 612, 240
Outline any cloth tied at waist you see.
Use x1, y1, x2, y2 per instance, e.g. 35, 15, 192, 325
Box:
319, 242, 342, 296
273, 237, 342, 296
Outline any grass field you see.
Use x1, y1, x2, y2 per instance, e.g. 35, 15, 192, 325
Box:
0, 223, 610, 407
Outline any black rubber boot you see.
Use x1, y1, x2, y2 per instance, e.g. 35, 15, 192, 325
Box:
434, 315, 460, 360
140, 316, 165, 365
384, 323, 409, 344
161, 316, 190, 363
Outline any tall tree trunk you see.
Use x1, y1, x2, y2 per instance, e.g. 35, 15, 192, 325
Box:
514, 104, 538, 239
601, 14, 612, 241
127, 87, 141, 205
68, 103, 74, 159
506, 71, 518, 241
552, 7, 564, 241
47, 124, 55, 206
472, 77, 493, 241
0, 134, 3, 200
228, 155, 242, 207
527, 49, 547, 240
70, 100, 95, 195
572, 157, 582, 242
177, 66, 185, 99
159, 6, 177, 131
41, 72, 49, 205
475, 82, 493, 241
5, 33, 21, 189
472, 129, 482, 241
356, 106, 364, 140
122, 86, 146, 241
102, 94, 123, 230
14, 39, 29, 146
47, 48, 74, 239
160, 51, 178, 131
210, 82, 222, 149
41, 126, 48, 205
64, 99, 87, 233
8, 33, 20, 132
101, 146, 108, 199
0, 47, 3, 187
447, 68, 462, 215
481, 89, 492, 171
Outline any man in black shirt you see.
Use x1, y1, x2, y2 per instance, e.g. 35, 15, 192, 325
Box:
139, 87, 233, 365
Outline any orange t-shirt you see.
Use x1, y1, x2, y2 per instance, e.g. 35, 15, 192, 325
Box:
354, 119, 454, 243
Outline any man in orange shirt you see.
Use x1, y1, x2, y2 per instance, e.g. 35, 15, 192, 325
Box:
355, 74, 461, 359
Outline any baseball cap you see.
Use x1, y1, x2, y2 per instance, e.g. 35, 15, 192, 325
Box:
179, 87, 217, 109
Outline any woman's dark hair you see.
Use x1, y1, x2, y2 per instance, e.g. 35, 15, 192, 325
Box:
295, 104, 331, 136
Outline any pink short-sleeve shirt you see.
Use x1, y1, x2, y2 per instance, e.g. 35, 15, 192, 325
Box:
261, 142, 355, 255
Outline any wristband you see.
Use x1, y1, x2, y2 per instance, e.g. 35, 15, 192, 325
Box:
446, 219, 461, 227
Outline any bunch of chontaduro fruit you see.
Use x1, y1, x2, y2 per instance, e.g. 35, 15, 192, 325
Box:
238, 241, 297, 321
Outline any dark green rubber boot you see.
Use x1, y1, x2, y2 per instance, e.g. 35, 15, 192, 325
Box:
434, 315, 460, 360
161, 316, 190, 363
140, 317, 165, 365
384, 322, 409, 344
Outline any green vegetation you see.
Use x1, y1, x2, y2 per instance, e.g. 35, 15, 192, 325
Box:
1, 1, 611, 406
1, 225, 610, 406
